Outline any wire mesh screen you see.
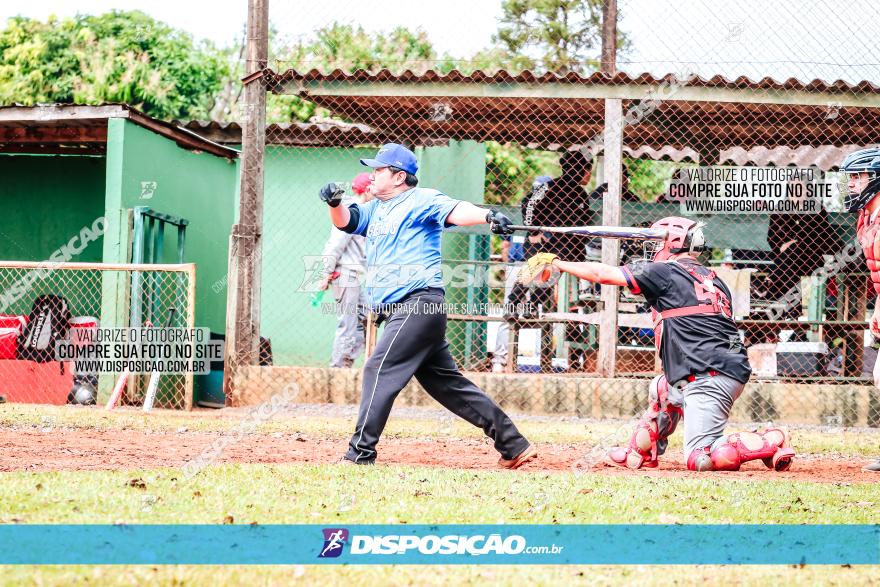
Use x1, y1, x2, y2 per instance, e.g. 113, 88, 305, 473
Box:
0, 262, 195, 410
223, 0, 880, 427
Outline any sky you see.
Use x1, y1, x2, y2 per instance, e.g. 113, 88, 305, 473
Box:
2, 0, 877, 83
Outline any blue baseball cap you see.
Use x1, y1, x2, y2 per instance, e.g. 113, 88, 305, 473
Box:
360, 143, 418, 176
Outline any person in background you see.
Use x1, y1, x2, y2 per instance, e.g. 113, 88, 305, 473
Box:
526, 151, 597, 262
592, 165, 642, 203
492, 176, 552, 373
757, 175, 841, 314
318, 172, 373, 368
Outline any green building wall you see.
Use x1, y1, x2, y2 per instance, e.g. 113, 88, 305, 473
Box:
260, 146, 376, 366
0, 154, 106, 263
102, 119, 238, 333
260, 141, 487, 367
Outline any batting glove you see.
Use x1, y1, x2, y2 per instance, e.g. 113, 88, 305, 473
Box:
486, 209, 514, 235
319, 182, 345, 208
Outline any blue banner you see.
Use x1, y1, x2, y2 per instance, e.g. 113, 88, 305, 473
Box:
0, 525, 877, 565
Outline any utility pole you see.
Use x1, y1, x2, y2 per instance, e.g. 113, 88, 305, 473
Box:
224, 0, 268, 403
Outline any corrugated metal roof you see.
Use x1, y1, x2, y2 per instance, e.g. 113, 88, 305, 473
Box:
259, 68, 880, 150
180, 118, 384, 146
620, 145, 867, 170
267, 67, 880, 95
624, 145, 699, 163
0, 104, 239, 158
718, 144, 873, 171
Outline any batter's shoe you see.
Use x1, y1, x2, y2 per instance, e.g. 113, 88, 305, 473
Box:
336, 456, 374, 466
499, 444, 538, 469
862, 458, 880, 472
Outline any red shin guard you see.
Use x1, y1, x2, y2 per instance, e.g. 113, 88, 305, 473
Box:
687, 428, 795, 472
609, 376, 683, 470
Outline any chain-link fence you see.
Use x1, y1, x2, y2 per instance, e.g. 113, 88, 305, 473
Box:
0, 262, 195, 409
221, 0, 880, 427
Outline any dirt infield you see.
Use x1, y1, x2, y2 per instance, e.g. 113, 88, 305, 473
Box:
0, 425, 875, 484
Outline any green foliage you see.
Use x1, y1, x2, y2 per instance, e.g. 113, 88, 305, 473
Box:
495, 0, 628, 74
264, 23, 438, 124
436, 47, 536, 75
0, 11, 228, 120
273, 23, 435, 76
625, 158, 677, 202
485, 142, 559, 205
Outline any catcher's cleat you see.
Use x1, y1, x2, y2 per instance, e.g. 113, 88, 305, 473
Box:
760, 428, 794, 472
499, 444, 538, 469
770, 447, 796, 472
862, 458, 880, 472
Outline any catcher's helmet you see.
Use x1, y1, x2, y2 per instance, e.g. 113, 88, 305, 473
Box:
68, 382, 97, 406
646, 216, 706, 262
840, 147, 880, 212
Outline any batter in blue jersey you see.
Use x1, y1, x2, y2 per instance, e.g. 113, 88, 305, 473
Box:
320, 143, 536, 468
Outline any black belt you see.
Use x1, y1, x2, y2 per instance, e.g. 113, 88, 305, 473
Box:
672, 370, 719, 388
401, 287, 444, 300
374, 287, 445, 323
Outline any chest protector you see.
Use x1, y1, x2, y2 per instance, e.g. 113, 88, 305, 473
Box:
857, 209, 880, 295
651, 260, 733, 346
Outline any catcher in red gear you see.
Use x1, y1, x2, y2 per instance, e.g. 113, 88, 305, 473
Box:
521, 217, 795, 472
841, 147, 880, 473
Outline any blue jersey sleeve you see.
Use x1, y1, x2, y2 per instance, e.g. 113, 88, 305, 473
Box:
351, 200, 376, 236
418, 192, 460, 227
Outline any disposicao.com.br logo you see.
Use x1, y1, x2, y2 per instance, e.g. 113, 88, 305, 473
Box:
318, 528, 563, 558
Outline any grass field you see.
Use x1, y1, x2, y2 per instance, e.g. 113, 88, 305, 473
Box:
0, 403, 878, 585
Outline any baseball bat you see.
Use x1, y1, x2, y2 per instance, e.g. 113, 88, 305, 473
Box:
143, 308, 177, 412
104, 371, 130, 411
105, 318, 153, 411
507, 225, 667, 240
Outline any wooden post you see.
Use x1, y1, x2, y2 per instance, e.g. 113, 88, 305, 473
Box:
601, 0, 618, 74
223, 0, 268, 402
598, 98, 623, 377
505, 323, 517, 373
184, 263, 197, 411
365, 312, 378, 357
839, 274, 867, 376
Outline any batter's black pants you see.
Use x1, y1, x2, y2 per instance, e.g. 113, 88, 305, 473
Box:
345, 288, 531, 464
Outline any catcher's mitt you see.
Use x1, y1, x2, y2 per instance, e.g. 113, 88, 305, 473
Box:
518, 252, 559, 286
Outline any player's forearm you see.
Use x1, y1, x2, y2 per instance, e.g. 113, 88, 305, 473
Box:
446, 201, 490, 226
554, 260, 627, 286
554, 260, 604, 282
329, 204, 350, 229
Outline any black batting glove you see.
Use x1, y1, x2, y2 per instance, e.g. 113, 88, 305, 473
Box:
486, 209, 514, 235
319, 182, 345, 208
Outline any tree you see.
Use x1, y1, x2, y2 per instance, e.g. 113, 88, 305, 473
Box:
0, 11, 228, 120
484, 143, 559, 205
258, 24, 438, 123
495, 0, 627, 74
625, 158, 677, 202
304, 23, 434, 73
